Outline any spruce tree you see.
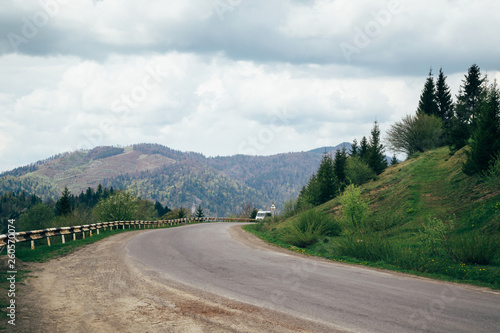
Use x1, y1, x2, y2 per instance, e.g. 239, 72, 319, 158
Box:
435, 67, 454, 122
350, 139, 359, 157
56, 187, 73, 216
334, 146, 348, 190
450, 64, 487, 151
195, 205, 205, 218
359, 136, 369, 161
463, 81, 500, 175
367, 121, 388, 174
417, 69, 439, 117
391, 154, 399, 165
316, 152, 338, 204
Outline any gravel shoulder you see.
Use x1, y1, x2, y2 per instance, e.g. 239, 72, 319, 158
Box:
14, 226, 345, 333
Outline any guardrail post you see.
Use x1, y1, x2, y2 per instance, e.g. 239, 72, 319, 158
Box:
82, 231, 85, 239
90, 230, 93, 237
73, 233, 76, 241
31, 240, 35, 250
47, 237, 51, 247
61, 235, 65, 244
97, 228, 100, 235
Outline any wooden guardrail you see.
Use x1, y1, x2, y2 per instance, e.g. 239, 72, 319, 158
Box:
0, 217, 255, 250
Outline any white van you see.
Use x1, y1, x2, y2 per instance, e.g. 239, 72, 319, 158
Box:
255, 210, 272, 220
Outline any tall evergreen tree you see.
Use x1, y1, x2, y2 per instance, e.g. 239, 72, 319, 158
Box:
417, 69, 439, 117
463, 80, 500, 175
350, 139, 359, 157
56, 186, 73, 216
316, 152, 338, 204
367, 121, 388, 174
450, 64, 487, 151
334, 147, 348, 190
435, 67, 454, 122
195, 204, 205, 218
359, 136, 369, 161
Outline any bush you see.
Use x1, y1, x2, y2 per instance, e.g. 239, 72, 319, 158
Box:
283, 210, 341, 248
339, 184, 370, 233
93, 191, 139, 222
418, 217, 454, 256
345, 157, 376, 186
447, 233, 499, 265
386, 113, 444, 157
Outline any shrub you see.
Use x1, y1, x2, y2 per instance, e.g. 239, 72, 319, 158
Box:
345, 157, 376, 186
283, 210, 341, 248
93, 191, 139, 222
386, 113, 444, 157
418, 217, 454, 256
339, 184, 370, 233
447, 233, 499, 265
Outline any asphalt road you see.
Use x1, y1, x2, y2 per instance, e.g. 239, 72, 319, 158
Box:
126, 223, 500, 333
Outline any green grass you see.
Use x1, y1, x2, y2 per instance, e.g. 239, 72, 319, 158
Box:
246, 147, 500, 289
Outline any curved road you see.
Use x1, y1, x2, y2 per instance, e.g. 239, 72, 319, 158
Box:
126, 223, 499, 333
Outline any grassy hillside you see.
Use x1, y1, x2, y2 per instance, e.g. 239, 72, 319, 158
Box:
247, 147, 500, 288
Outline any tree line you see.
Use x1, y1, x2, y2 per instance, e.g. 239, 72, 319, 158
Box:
388, 64, 500, 175
287, 63, 499, 216
293, 121, 389, 212
0, 184, 209, 233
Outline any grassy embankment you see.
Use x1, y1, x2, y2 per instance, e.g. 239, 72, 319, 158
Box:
244, 147, 500, 289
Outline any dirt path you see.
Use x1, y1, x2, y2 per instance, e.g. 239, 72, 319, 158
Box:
14, 227, 340, 333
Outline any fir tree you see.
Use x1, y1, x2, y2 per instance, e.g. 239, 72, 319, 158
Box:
435, 67, 454, 123
56, 186, 73, 216
450, 64, 487, 151
316, 152, 338, 204
359, 136, 369, 161
417, 69, 439, 117
367, 121, 388, 174
390, 154, 399, 166
463, 80, 500, 175
350, 139, 359, 157
195, 204, 205, 218
334, 146, 348, 190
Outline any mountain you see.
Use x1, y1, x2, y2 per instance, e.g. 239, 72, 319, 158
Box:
1, 143, 341, 216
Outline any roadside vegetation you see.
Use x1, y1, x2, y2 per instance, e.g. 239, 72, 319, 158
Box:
246, 64, 500, 289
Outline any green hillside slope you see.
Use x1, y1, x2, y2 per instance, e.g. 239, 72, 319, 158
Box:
248, 147, 500, 288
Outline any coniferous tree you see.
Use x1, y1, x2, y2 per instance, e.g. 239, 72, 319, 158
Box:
359, 136, 369, 161
334, 147, 348, 190
417, 69, 439, 117
391, 154, 399, 165
367, 121, 388, 174
316, 152, 338, 204
463, 80, 500, 175
195, 205, 205, 218
435, 67, 454, 123
56, 186, 73, 216
350, 139, 359, 157
449, 64, 487, 151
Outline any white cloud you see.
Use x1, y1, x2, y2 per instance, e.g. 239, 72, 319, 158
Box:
0, 0, 499, 171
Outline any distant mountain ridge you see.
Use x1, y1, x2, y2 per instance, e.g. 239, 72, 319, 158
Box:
0, 142, 377, 216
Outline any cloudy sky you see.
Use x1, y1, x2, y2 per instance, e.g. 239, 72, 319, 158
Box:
1, 0, 499, 172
